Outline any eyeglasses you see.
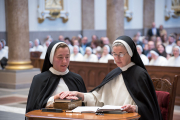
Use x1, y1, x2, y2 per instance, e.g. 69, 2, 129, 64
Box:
112, 52, 128, 58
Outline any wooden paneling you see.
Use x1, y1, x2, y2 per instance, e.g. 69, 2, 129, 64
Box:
31, 59, 180, 105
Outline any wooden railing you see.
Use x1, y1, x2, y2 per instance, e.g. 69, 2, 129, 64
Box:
31, 58, 180, 105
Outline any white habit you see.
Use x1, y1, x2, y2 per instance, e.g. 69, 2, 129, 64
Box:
70, 53, 83, 61
149, 56, 168, 66
99, 54, 114, 63
140, 54, 149, 65
83, 54, 98, 62
31, 45, 44, 52
167, 56, 180, 67
84, 62, 136, 107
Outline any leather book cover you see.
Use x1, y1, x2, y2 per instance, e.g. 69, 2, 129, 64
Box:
53, 100, 82, 110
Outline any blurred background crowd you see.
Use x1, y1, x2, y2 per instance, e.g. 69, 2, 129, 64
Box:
1, 22, 179, 69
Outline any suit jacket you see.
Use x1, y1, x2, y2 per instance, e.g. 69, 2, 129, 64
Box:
147, 28, 160, 37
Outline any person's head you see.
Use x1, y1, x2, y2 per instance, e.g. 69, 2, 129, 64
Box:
157, 44, 165, 54
29, 41, 33, 48
150, 50, 159, 60
64, 37, 71, 45
136, 32, 141, 37
73, 45, 79, 55
168, 34, 176, 44
152, 22, 156, 28
142, 37, 148, 44
133, 34, 139, 43
59, 35, 64, 41
46, 35, 52, 40
1, 39, 6, 48
73, 40, 79, 46
148, 41, 155, 50
159, 25, 163, 30
45, 41, 50, 47
86, 47, 92, 56
103, 37, 109, 45
156, 37, 162, 43
34, 39, 40, 46
81, 37, 88, 45
136, 45, 143, 55
155, 41, 162, 49
52, 43, 70, 72
172, 46, 180, 58
176, 40, 180, 47
150, 36, 156, 42
103, 45, 110, 56
92, 35, 97, 42
112, 42, 131, 68
112, 36, 146, 70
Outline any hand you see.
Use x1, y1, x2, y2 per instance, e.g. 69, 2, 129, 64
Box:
59, 91, 79, 100
122, 104, 136, 113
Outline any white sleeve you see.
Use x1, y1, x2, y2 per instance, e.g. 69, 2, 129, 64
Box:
45, 96, 54, 108
83, 93, 103, 106
135, 105, 138, 113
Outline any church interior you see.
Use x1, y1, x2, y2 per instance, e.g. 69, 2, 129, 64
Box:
0, 0, 180, 120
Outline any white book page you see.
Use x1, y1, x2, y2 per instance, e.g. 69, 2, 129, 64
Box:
99, 105, 123, 110
72, 106, 100, 113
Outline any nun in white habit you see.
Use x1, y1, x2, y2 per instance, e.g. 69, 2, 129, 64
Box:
136, 45, 149, 65
167, 46, 180, 67
59, 36, 162, 120
31, 39, 44, 52
99, 45, 114, 63
70, 45, 83, 61
149, 49, 168, 66
83, 47, 98, 62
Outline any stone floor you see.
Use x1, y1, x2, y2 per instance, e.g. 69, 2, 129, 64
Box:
0, 88, 180, 120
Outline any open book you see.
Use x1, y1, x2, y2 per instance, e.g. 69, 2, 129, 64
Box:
66, 105, 123, 113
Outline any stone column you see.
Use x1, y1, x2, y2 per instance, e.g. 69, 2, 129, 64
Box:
81, 0, 94, 41
107, 0, 124, 44
143, 0, 155, 35
0, 0, 40, 89
5, 0, 33, 70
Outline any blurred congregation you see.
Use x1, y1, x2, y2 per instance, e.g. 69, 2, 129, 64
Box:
1, 22, 180, 69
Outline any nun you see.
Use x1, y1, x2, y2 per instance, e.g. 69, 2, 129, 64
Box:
70, 45, 84, 61
167, 46, 180, 66
31, 39, 44, 52
26, 41, 87, 114
60, 36, 162, 120
136, 45, 149, 65
149, 49, 168, 66
83, 47, 98, 62
99, 45, 114, 63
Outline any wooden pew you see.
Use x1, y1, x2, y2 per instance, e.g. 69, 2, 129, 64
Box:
30, 59, 180, 105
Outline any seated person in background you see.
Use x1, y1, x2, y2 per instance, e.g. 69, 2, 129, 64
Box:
83, 47, 98, 62
29, 41, 34, 52
149, 49, 168, 66
0, 41, 8, 59
167, 46, 180, 67
31, 39, 44, 52
176, 39, 180, 47
99, 45, 113, 63
26, 41, 87, 113
40, 41, 51, 59
157, 44, 167, 58
64, 37, 73, 54
60, 36, 162, 120
165, 34, 176, 55
133, 34, 143, 47
136, 45, 149, 65
1, 39, 8, 52
70, 45, 83, 61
